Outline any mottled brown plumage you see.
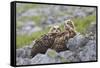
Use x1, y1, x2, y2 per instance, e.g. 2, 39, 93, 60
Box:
31, 33, 57, 57
51, 31, 69, 52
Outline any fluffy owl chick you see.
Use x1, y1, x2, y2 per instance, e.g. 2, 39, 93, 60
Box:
64, 19, 76, 38
48, 25, 61, 33
64, 19, 75, 30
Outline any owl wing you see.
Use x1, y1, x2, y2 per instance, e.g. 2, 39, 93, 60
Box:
31, 34, 55, 57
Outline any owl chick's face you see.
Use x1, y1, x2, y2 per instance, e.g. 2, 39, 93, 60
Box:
64, 19, 76, 38
64, 19, 74, 30
49, 25, 61, 33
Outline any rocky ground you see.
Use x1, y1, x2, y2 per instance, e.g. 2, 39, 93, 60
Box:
16, 23, 97, 65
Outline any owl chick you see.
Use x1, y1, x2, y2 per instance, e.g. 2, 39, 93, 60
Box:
31, 25, 61, 58
64, 19, 75, 30
64, 19, 76, 38
48, 25, 61, 33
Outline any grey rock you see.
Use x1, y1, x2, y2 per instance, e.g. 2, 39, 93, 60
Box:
17, 21, 42, 35
31, 49, 66, 64
78, 40, 96, 61
84, 8, 96, 15
37, 55, 60, 64
85, 22, 96, 40
87, 22, 96, 34
16, 57, 31, 65
67, 33, 89, 51
31, 53, 59, 64
59, 51, 73, 59
16, 48, 26, 58
23, 47, 32, 58
73, 9, 86, 18
30, 54, 45, 64
21, 21, 41, 34
59, 50, 80, 62
16, 45, 33, 58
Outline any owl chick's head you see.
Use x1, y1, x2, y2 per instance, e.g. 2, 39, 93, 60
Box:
64, 19, 76, 38
48, 25, 61, 33
64, 19, 75, 30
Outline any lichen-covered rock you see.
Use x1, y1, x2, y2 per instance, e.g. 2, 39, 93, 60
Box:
30, 54, 45, 64
45, 49, 68, 63
77, 40, 96, 61
16, 45, 33, 58
59, 50, 80, 62
67, 33, 89, 51
16, 57, 31, 65
16, 48, 26, 58
86, 22, 96, 40
87, 22, 96, 34
46, 49, 58, 58
30, 53, 60, 64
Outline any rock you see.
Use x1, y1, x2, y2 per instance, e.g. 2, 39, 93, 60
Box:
59, 50, 80, 62
16, 57, 31, 65
23, 47, 32, 58
21, 9, 40, 17
59, 51, 73, 62
73, 9, 86, 18
47, 16, 57, 24
67, 33, 89, 51
17, 21, 42, 35
30, 54, 45, 64
16, 48, 26, 58
85, 22, 96, 40
77, 40, 96, 61
21, 21, 41, 34
84, 8, 96, 15
37, 55, 61, 64
16, 45, 33, 58
87, 22, 96, 34
31, 53, 60, 64
46, 49, 58, 58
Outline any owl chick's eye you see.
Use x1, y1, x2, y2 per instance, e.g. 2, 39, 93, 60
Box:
53, 28, 56, 30
67, 21, 71, 25
57, 28, 60, 30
